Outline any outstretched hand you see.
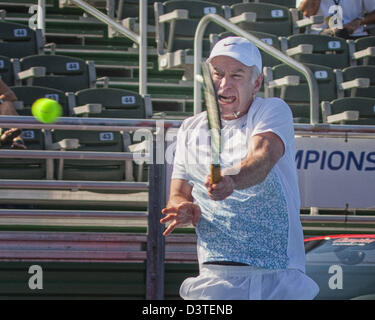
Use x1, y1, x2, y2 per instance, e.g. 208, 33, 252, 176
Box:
205, 174, 235, 201
160, 202, 201, 236
344, 18, 362, 35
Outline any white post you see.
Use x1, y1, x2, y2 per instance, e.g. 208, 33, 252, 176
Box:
139, 0, 148, 95
37, 0, 46, 35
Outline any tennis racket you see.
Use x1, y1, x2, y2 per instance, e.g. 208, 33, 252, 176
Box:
201, 61, 222, 185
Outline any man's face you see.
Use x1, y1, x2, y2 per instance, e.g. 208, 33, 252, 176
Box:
210, 55, 262, 120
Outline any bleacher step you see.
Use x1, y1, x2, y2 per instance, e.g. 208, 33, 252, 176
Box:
0, 189, 148, 208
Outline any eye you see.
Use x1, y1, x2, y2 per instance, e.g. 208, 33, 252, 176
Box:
212, 72, 222, 79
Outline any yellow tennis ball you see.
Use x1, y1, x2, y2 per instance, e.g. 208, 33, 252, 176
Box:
32, 98, 62, 124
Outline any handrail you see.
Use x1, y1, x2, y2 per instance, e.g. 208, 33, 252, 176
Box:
69, 0, 140, 43
0, 149, 135, 161
193, 14, 320, 124
1, 115, 375, 136
0, 115, 182, 131
41, 0, 148, 95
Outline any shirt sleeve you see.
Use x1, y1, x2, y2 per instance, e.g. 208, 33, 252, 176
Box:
171, 120, 190, 181
250, 98, 295, 152
364, 0, 375, 13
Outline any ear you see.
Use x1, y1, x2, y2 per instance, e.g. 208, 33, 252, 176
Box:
253, 74, 263, 95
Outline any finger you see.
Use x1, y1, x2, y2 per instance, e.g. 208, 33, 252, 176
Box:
161, 207, 177, 215
208, 190, 225, 201
163, 220, 178, 236
204, 175, 210, 185
160, 213, 177, 224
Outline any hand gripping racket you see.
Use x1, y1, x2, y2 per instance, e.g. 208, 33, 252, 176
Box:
201, 61, 222, 185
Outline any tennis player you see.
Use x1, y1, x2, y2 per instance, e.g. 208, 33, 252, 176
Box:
160, 37, 319, 300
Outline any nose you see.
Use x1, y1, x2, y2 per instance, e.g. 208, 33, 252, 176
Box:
217, 75, 232, 92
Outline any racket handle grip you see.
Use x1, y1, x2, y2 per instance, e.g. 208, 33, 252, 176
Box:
210, 164, 221, 184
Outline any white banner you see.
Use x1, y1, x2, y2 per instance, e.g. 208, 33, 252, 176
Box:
296, 137, 375, 210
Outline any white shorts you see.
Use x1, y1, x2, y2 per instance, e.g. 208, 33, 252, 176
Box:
180, 264, 319, 300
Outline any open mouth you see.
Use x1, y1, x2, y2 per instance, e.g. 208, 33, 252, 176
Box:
218, 95, 236, 104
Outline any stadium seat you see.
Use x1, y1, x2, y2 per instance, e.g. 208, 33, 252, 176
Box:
254, 0, 296, 8
352, 36, 375, 66
7, 85, 70, 179
154, 0, 229, 80
283, 34, 351, 69
14, 54, 96, 92
115, 0, 159, 35
0, 128, 46, 179
336, 65, 375, 99
47, 129, 130, 181
70, 87, 153, 182
9, 85, 69, 116
71, 87, 152, 119
0, 55, 16, 86
264, 63, 337, 123
0, 21, 44, 58
321, 97, 375, 125
229, 2, 313, 37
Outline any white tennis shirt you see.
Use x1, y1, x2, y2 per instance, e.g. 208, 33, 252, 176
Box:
171, 97, 306, 272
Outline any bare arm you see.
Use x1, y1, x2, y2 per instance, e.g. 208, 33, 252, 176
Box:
344, 10, 375, 34
160, 179, 201, 236
298, 0, 321, 17
0, 80, 17, 102
363, 10, 375, 25
205, 131, 285, 201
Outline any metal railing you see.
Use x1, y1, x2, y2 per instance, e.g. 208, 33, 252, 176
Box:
193, 14, 320, 124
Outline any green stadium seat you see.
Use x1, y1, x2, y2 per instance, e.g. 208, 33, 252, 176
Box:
9, 85, 69, 117
5, 85, 70, 179
72, 87, 152, 119
154, 0, 229, 80
337, 65, 375, 99
115, 0, 159, 35
14, 54, 96, 92
0, 21, 44, 58
229, 2, 299, 37
321, 97, 375, 125
284, 34, 351, 69
352, 36, 375, 66
48, 129, 130, 181
264, 63, 338, 123
0, 128, 46, 179
0, 55, 16, 86
254, 0, 296, 8
70, 87, 153, 182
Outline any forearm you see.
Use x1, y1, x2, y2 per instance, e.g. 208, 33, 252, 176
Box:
223, 132, 284, 191
0, 81, 17, 102
363, 11, 375, 25
166, 193, 193, 208
166, 179, 194, 208
227, 149, 274, 190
